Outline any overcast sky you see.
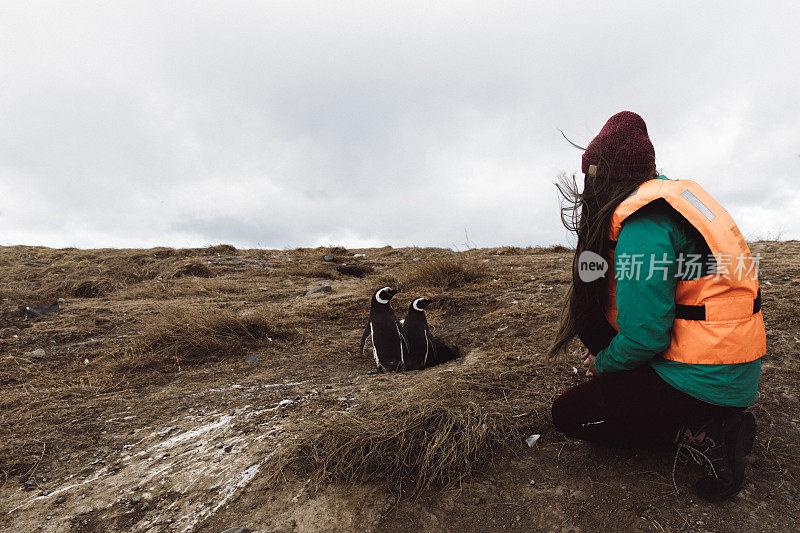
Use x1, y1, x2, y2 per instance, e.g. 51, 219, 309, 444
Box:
2, 1, 798, 250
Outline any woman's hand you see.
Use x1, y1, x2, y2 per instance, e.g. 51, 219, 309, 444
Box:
582, 349, 599, 378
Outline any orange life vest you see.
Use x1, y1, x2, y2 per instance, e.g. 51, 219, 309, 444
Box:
605, 179, 766, 365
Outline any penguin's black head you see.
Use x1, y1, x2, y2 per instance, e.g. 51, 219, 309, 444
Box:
411, 297, 432, 311
374, 286, 400, 304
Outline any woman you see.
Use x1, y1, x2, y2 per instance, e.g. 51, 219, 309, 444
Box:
549, 111, 765, 501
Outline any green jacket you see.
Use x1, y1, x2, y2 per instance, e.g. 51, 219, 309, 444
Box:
594, 177, 761, 407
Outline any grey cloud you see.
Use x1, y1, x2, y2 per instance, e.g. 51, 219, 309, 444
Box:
1, 1, 799, 249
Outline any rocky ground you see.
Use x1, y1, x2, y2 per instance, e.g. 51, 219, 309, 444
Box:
0, 242, 798, 532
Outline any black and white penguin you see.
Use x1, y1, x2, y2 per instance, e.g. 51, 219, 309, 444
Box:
359, 287, 407, 373
402, 297, 461, 368
401, 297, 436, 370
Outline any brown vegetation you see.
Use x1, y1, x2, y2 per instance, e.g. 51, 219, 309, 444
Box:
274, 350, 547, 490
402, 255, 488, 289
0, 241, 798, 532
117, 306, 281, 372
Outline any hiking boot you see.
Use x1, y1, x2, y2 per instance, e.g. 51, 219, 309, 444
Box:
673, 412, 752, 502
742, 411, 756, 456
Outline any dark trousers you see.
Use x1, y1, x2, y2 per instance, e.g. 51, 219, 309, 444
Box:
551, 365, 744, 446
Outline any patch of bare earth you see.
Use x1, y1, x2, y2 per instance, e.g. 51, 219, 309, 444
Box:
0, 242, 798, 532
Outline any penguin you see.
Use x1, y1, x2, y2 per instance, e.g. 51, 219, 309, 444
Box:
359, 287, 407, 373
402, 297, 461, 368
401, 297, 436, 370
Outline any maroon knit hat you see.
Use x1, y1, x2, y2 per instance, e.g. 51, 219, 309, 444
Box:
581, 111, 656, 180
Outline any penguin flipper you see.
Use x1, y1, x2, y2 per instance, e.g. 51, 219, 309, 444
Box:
359, 322, 371, 355
425, 327, 438, 367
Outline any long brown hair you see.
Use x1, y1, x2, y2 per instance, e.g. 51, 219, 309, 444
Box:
548, 170, 657, 357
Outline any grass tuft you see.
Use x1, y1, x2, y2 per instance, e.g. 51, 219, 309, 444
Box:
70, 278, 117, 298
165, 259, 214, 279
403, 256, 488, 289
205, 244, 237, 255
117, 306, 280, 371
336, 264, 374, 278
269, 351, 546, 491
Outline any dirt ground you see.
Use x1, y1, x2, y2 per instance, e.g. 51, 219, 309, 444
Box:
1, 242, 798, 532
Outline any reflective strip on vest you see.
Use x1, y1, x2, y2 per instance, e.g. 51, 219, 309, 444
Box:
680, 189, 716, 221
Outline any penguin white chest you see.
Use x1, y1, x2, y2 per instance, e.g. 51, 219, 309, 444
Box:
369, 323, 380, 368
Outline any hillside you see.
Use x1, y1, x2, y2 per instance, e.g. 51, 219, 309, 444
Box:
1, 242, 798, 532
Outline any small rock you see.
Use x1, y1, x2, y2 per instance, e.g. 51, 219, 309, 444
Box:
131, 496, 141, 503
245, 355, 260, 363
529, 479, 536, 486
221, 528, 251, 533
224, 445, 233, 453
525, 434, 541, 447
19, 301, 60, 318
290, 519, 297, 528
54, 496, 66, 505
571, 490, 588, 502
306, 285, 332, 296
249, 260, 263, 266
323, 255, 334, 262
353, 253, 366, 258
30, 348, 46, 357
412, 257, 421, 262
23, 478, 37, 491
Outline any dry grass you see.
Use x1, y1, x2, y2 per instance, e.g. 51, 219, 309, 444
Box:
69, 278, 118, 298
206, 244, 237, 255
0, 247, 223, 302
336, 264, 374, 278
3, 241, 797, 514
270, 351, 548, 491
117, 306, 282, 372
402, 256, 488, 289
494, 246, 526, 255
164, 258, 215, 279
278, 263, 338, 279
